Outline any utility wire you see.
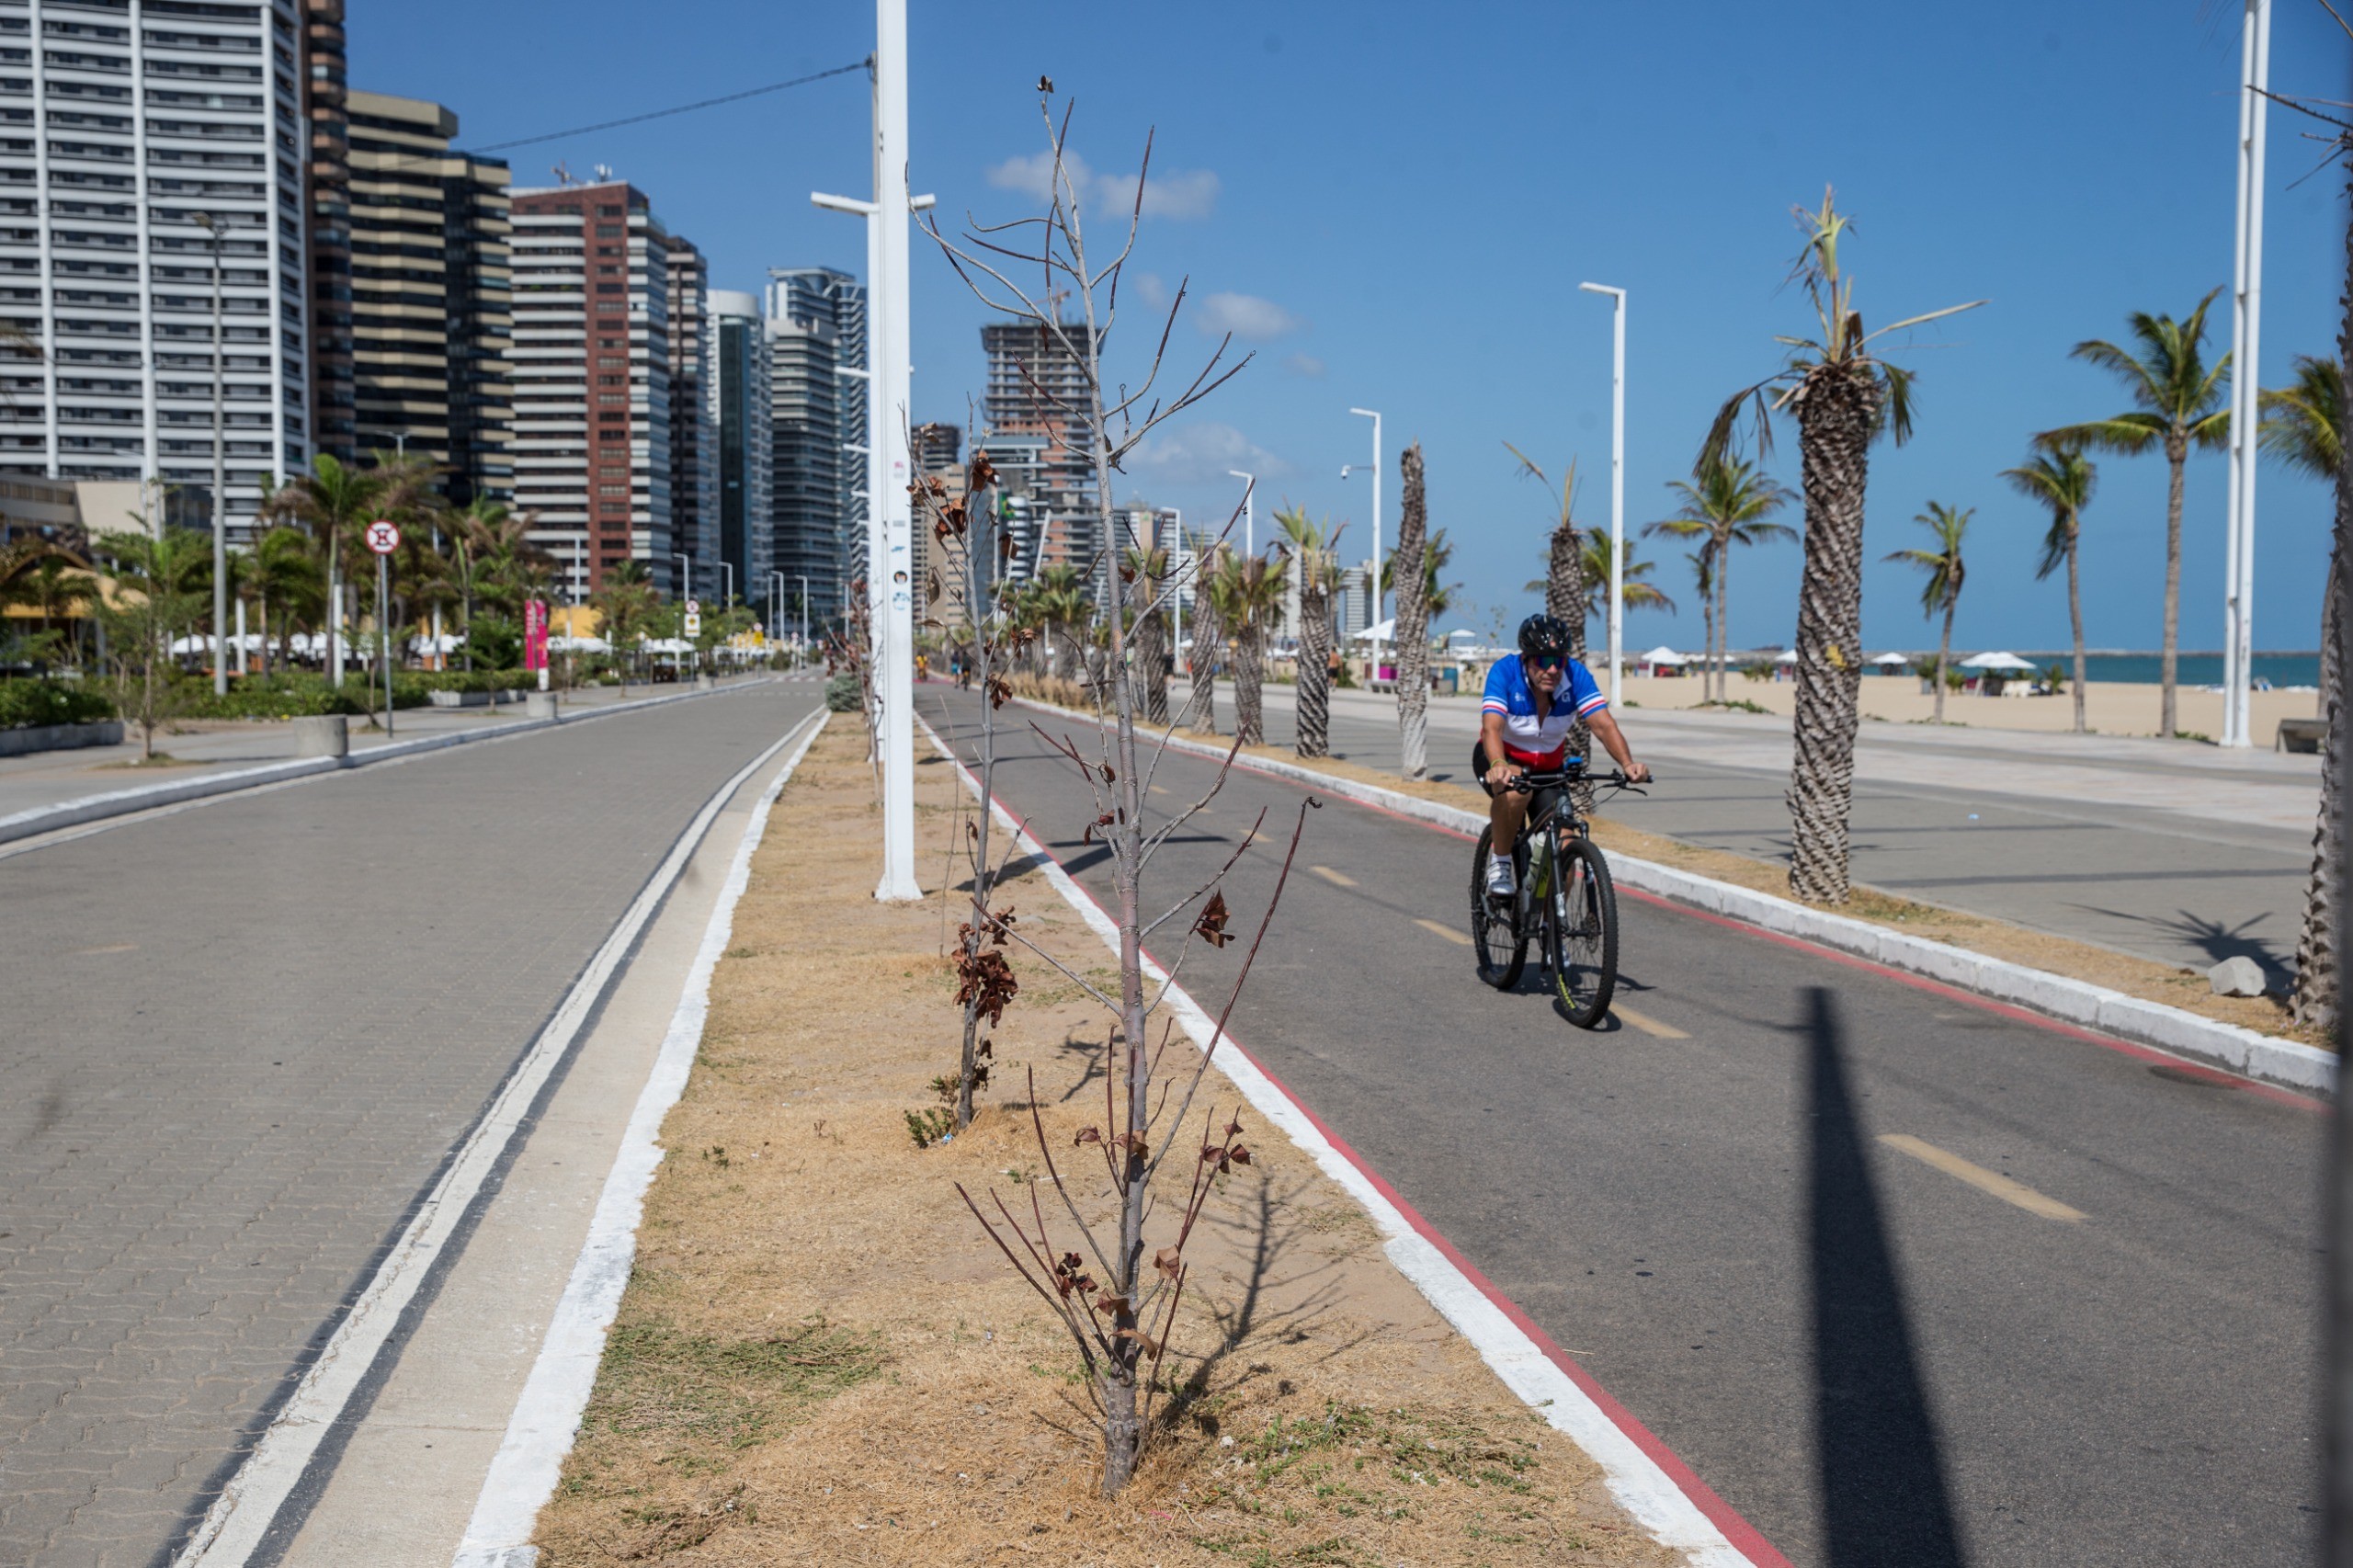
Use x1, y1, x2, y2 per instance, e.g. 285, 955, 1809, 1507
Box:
461, 59, 871, 158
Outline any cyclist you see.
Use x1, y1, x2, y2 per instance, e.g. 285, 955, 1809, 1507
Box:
1477, 614, 1649, 899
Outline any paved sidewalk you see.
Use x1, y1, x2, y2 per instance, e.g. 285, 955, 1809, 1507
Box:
0, 682, 821, 1568
1199, 683, 2317, 986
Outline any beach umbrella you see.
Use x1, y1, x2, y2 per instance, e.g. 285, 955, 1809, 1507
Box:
1959, 650, 2037, 672
1640, 644, 1687, 665
1870, 652, 1912, 668
1774, 647, 1800, 665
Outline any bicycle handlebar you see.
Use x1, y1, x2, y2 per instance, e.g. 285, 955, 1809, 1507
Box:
1503, 767, 1651, 793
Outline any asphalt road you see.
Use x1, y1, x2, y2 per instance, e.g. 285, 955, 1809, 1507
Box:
922, 685, 2324, 1568
1239, 683, 2315, 987
0, 679, 823, 1568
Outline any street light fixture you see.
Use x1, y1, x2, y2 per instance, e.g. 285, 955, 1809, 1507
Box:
1577, 282, 1627, 707
194, 211, 229, 695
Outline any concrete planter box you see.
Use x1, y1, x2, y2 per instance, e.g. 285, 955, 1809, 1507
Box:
292, 714, 347, 758
0, 719, 123, 757
524, 692, 559, 721
426, 688, 528, 709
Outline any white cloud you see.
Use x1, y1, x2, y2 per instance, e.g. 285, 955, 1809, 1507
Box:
1195, 291, 1302, 341
1283, 352, 1327, 379
983, 152, 1219, 221
1131, 271, 1169, 310
1125, 422, 1290, 485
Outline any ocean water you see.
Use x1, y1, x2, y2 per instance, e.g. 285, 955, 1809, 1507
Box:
1998, 653, 2319, 687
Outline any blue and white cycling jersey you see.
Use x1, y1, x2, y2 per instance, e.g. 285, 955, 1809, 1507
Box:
1481, 653, 1607, 764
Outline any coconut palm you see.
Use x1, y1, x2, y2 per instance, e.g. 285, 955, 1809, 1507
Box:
1123, 544, 1172, 724
1028, 562, 1093, 683
1644, 450, 1792, 702
2259, 354, 2347, 1028
1563, 525, 1677, 631
1883, 503, 1972, 724
2039, 292, 2232, 739
1505, 445, 1590, 653
261, 454, 385, 686
1273, 506, 1347, 758
1178, 535, 1225, 731
249, 525, 324, 675
2003, 448, 2098, 734
1391, 441, 1432, 778
589, 559, 658, 678
1209, 548, 1288, 746
1700, 187, 1984, 904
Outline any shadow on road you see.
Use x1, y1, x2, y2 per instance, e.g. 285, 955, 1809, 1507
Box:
1805, 985, 1966, 1567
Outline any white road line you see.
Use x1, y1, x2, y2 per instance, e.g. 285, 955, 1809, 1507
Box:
172, 708, 825, 1568
449, 711, 829, 1567
919, 712, 1759, 1568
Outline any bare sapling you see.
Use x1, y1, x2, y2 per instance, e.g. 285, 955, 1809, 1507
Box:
924, 88, 1311, 1497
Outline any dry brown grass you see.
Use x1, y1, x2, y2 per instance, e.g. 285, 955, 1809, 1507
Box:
532, 722, 1677, 1566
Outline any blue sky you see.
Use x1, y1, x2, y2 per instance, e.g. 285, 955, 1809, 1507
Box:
358, 1, 2349, 654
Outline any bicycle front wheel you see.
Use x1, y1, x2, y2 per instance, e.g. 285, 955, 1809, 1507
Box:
1470, 826, 1526, 989
1544, 835, 1619, 1028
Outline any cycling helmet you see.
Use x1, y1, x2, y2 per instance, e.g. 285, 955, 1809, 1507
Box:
1517, 614, 1572, 665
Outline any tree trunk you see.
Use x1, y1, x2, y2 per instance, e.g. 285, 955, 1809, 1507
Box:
1180, 577, 1221, 732
2161, 433, 2186, 738
1132, 575, 1169, 725
1295, 577, 1331, 757
1233, 622, 1264, 745
1393, 442, 1430, 778
1544, 519, 1595, 814
2296, 537, 2346, 1029
1699, 569, 1715, 708
1715, 551, 1732, 704
1785, 366, 1876, 904
2067, 528, 2087, 735
1936, 597, 1953, 724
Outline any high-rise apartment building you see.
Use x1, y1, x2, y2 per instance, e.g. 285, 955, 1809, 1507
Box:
665, 238, 711, 598
707, 289, 767, 612
767, 266, 861, 629
342, 89, 508, 503
0, 0, 313, 537
508, 179, 679, 600
981, 319, 1100, 513
301, 0, 350, 463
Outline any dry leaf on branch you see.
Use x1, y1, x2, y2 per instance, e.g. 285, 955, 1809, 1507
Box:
1193, 891, 1233, 948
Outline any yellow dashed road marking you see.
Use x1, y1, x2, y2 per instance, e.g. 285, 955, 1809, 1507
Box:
1415, 918, 1473, 947
1312, 865, 1358, 888
1878, 1134, 2086, 1223
1611, 1005, 1689, 1040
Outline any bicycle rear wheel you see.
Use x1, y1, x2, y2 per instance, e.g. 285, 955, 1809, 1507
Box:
1470, 826, 1526, 989
1544, 835, 1619, 1028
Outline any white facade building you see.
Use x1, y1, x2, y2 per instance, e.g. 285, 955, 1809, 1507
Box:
0, 0, 311, 536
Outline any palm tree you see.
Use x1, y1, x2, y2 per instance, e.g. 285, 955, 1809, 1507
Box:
1684, 546, 1716, 690
1209, 548, 1289, 746
261, 454, 384, 687
249, 525, 323, 676
2039, 291, 2232, 739
1392, 441, 1431, 778
589, 559, 657, 679
1028, 562, 1093, 683
1566, 525, 1676, 630
2260, 354, 2346, 1028
1, 547, 91, 670
1123, 544, 1172, 724
1505, 444, 1589, 653
1644, 450, 1793, 702
1883, 503, 1972, 724
2003, 447, 2098, 734
1273, 506, 1347, 758
1701, 187, 1983, 904
94, 528, 209, 761
1178, 536, 1225, 731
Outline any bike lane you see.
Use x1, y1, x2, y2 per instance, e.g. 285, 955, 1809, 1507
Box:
921, 687, 2323, 1568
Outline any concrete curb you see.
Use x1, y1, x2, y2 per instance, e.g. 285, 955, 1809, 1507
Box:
0, 677, 779, 848
1011, 696, 2336, 1096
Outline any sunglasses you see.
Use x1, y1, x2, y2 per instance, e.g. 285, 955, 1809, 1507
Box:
1529, 653, 1565, 671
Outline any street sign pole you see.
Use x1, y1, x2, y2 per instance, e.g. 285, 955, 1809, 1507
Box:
378, 548, 392, 737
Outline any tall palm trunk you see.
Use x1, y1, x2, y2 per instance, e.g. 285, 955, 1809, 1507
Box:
1544, 517, 1596, 812
1714, 550, 1731, 703
1233, 622, 1264, 745
2161, 433, 2186, 738
2296, 537, 2346, 1028
1786, 368, 1876, 904
1295, 574, 1332, 758
2066, 528, 2087, 734
1392, 441, 1430, 778
1133, 586, 1169, 725
1935, 595, 1954, 724
1181, 583, 1220, 731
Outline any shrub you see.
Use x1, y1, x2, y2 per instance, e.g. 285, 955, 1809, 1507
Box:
824, 673, 863, 712
0, 677, 115, 730
466, 612, 523, 670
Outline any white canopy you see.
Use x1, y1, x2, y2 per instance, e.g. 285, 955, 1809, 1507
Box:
1351, 618, 1396, 642
639, 637, 696, 654
1639, 644, 1687, 665
1442, 628, 1481, 643
1870, 651, 1913, 667
1774, 647, 1800, 665
407, 632, 466, 654
1960, 650, 2038, 672
547, 634, 608, 653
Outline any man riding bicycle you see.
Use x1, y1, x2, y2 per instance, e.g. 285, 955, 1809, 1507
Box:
1477, 614, 1650, 899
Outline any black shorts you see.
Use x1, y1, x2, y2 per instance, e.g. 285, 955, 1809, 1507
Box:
1473, 743, 1571, 823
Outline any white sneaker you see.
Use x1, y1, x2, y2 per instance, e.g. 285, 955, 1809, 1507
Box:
1483, 855, 1516, 900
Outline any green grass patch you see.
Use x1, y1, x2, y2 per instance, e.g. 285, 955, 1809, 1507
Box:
585, 1316, 884, 1456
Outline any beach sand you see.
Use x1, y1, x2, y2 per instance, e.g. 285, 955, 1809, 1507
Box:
1615, 671, 2318, 742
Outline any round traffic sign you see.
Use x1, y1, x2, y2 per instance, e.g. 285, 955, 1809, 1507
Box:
685, 597, 700, 615
364, 520, 401, 555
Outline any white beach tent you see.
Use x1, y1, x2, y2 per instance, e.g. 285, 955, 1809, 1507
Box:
1773, 647, 1800, 665
1351, 618, 1396, 642
1959, 651, 2038, 672
1869, 651, 1913, 669
1639, 644, 1688, 667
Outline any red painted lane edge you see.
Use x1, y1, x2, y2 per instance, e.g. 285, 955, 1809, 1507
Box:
935, 724, 1795, 1568
1005, 700, 2321, 1112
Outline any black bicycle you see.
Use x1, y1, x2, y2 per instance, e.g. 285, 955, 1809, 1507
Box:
1469, 764, 1646, 1028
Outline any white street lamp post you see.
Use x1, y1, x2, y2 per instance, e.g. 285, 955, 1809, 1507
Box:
1579, 282, 1627, 706
798, 573, 810, 660
1227, 469, 1255, 555
196, 211, 228, 695
2221, 0, 2270, 748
